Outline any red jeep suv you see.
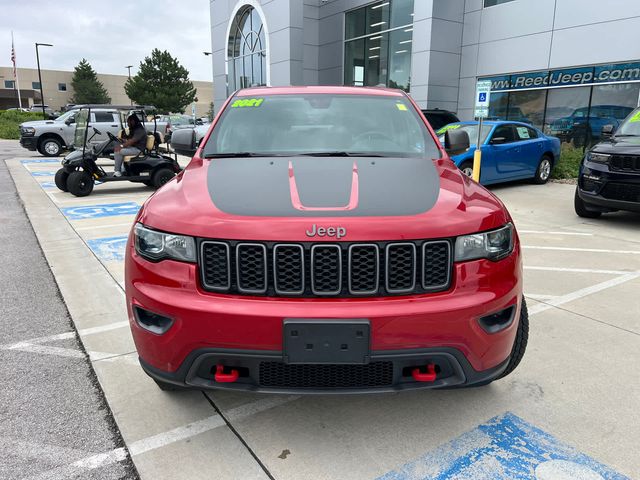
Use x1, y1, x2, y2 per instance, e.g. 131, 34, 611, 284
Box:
125, 86, 527, 393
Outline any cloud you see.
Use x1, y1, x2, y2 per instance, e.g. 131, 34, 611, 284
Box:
0, 0, 213, 81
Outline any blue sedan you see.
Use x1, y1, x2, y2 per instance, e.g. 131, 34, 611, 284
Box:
437, 121, 561, 185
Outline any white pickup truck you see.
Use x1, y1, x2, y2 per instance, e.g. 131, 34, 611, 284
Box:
19, 105, 169, 157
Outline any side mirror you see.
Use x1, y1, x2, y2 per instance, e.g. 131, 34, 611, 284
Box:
601, 124, 615, 139
490, 136, 507, 145
444, 129, 470, 155
65, 117, 75, 125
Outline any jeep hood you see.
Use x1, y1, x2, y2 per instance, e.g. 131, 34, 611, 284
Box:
138, 156, 511, 242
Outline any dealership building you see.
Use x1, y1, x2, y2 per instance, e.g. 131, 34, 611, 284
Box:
209, 0, 640, 144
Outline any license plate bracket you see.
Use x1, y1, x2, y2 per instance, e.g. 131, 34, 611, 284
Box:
283, 319, 370, 364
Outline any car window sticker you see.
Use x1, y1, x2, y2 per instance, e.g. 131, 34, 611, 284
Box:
231, 98, 265, 108
436, 124, 461, 135
396, 103, 408, 111
628, 110, 640, 123
516, 127, 530, 139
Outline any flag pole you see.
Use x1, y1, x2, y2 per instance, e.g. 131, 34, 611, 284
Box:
11, 31, 23, 109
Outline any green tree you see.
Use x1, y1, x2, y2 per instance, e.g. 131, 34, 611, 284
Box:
206, 101, 215, 121
70, 59, 111, 104
125, 49, 197, 114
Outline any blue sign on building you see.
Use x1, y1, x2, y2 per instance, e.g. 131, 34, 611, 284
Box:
483, 61, 640, 92
61, 202, 141, 220
377, 412, 629, 480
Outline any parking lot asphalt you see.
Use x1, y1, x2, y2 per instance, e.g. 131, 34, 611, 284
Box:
0, 142, 138, 480
3, 138, 639, 480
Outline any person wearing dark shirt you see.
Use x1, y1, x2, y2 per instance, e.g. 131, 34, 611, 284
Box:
113, 114, 147, 176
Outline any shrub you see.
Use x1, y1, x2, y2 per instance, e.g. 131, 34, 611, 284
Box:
551, 143, 584, 179
0, 110, 44, 139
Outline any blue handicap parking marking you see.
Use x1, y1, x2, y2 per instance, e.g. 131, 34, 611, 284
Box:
21, 159, 60, 164
30, 171, 56, 177
61, 202, 140, 220
39, 182, 57, 189
86, 236, 128, 262
377, 412, 629, 480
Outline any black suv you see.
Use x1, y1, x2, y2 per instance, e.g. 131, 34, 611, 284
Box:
575, 108, 640, 218
421, 109, 459, 131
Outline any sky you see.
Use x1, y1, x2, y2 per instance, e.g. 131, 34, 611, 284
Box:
0, 0, 213, 81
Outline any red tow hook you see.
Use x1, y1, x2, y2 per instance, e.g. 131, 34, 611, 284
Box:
214, 364, 239, 383
412, 363, 437, 382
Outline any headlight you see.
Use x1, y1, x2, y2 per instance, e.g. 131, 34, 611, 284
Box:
134, 223, 196, 262
586, 152, 610, 164
455, 224, 514, 262
22, 127, 35, 136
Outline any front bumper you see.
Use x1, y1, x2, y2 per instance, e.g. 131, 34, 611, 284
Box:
19, 136, 37, 150
139, 346, 511, 394
578, 160, 640, 213
126, 236, 522, 392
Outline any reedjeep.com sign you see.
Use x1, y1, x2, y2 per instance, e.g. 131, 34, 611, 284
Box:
482, 61, 640, 92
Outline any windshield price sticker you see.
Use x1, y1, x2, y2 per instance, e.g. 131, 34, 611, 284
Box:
396, 103, 408, 111
231, 98, 264, 108
436, 124, 461, 135
629, 110, 640, 123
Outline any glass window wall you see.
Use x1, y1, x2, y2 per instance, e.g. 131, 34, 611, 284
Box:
344, 0, 414, 92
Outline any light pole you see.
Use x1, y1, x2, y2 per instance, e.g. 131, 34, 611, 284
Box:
35, 43, 53, 118
125, 65, 133, 105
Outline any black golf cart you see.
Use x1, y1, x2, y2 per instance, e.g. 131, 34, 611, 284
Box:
54, 107, 181, 197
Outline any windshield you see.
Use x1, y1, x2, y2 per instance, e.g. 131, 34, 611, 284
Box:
56, 110, 76, 122
203, 94, 441, 158
614, 109, 640, 137
73, 109, 89, 148
436, 124, 492, 146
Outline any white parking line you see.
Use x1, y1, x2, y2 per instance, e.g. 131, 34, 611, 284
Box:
519, 230, 593, 236
524, 266, 640, 275
524, 245, 640, 255
525, 294, 560, 301
6, 343, 85, 358
26, 395, 299, 480
529, 272, 640, 316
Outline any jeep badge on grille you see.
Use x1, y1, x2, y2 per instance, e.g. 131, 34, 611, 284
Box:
306, 224, 347, 239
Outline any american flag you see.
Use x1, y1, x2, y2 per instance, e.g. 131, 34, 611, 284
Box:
11, 34, 17, 84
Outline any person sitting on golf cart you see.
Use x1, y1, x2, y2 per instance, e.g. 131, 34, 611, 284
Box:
114, 114, 147, 176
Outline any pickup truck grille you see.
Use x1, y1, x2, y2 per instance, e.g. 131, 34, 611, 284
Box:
199, 239, 452, 298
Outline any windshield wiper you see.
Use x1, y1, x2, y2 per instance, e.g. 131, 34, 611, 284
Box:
612, 134, 639, 137
297, 151, 387, 157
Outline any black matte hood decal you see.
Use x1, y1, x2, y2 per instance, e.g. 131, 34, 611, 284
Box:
207, 156, 440, 217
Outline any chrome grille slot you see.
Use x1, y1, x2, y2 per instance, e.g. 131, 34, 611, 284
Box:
386, 243, 416, 293
311, 244, 342, 295
236, 243, 267, 293
273, 244, 305, 295
422, 241, 451, 290
348, 244, 379, 294
200, 241, 230, 291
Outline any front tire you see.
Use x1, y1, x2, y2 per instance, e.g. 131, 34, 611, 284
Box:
38, 137, 62, 157
151, 167, 175, 189
459, 161, 474, 178
54, 169, 69, 192
495, 299, 529, 380
67, 171, 94, 197
532, 155, 552, 184
574, 186, 602, 218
